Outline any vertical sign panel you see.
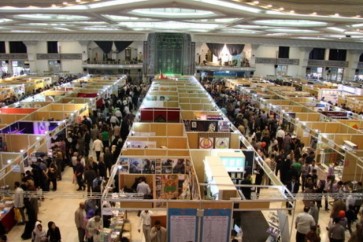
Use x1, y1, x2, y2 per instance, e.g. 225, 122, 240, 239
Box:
168, 208, 198, 242
201, 209, 231, 242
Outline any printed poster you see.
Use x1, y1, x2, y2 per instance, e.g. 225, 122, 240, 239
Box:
215, 137, 229, 149
201, 209, 231, 242
199, 137, 214, 149
168, 208, 198, 242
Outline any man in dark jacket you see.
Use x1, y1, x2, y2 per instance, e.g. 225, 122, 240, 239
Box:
286, 176, 300, 214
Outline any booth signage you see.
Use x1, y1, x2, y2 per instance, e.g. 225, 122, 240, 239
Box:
201, 209, 231, 242
321, 111, 348, 119
0, 53, 28, 60
168, 208, 198, 242
255, 57, 299, 65
307, 60, 349, 68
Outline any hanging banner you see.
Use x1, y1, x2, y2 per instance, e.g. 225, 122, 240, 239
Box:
201, 209, 231, 242
168, 208, 198, 242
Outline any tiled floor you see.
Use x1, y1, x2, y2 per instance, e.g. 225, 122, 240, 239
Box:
7, 166, 84, 241
7, 167, 353, 242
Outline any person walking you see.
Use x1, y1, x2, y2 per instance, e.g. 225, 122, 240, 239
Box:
295, 207, 316, 242
92, 137, 103, 162
14, 181, 26, 224
75, 202, 86, 242
47, 221, 61, 242
32, 221, 47, 242
328, 217, 345, 242
84, 165, 97, 194
75, 159, 85, 191
139, 210, 153, 242
150, 220, 167, 242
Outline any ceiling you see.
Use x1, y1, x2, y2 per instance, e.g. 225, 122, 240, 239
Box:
1, 0, 363, 43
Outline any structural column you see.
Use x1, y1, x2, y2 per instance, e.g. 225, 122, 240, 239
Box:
23, 41, 38, 74
298, 47, 312, 78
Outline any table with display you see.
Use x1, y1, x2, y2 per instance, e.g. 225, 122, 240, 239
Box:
0, 206, 16, 233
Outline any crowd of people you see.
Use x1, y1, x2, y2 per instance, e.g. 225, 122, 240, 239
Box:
201, 77, 363, 242
2, 77, 150, 242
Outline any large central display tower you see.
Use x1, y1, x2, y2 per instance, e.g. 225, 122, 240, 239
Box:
143, 33, 195, 75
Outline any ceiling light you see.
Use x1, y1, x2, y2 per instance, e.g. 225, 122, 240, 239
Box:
323, 34, 346, 38
294, 37, 328, 40
253, 19, 327, 27
266, 4, 272, 8
327, 27, 345, 32
0, 19, 12, 23
234, 24, 269, 29
83, 26, 119, 31
279, 7, 284, 11
214, 18, 239, 23
311, 12, 317, 15
290, 10, 295, 14
266, 33, 288, 36
267, 28, 319, 33
63, 1, 68, 4
89, 0, 147, 9
53, 27, 72, 31
352, 23, 363, 28
194, 0, 261, 13
20, 23, 48, 26
344, 31, 362, 35
10, 30, 44, 33
102, 15, 140, 21
118, 21, 220, 30
72, 21, 107, 25
355, 15, 361, 18
220, 28, 259, 34
252, 1, 259, 4
334, 13, 340, 16
129, 8, 217, 18
14, 14, 89, 21
63, 5, 88, 9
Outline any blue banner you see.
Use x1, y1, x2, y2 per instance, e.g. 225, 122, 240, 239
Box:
168, 208, 198, 242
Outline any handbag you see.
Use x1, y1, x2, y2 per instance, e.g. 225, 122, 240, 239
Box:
14, 208, 22, 222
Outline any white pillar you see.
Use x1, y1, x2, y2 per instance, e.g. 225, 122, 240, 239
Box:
298, 47, 312, 78
78, 41, 90, 63
346, 50, 361, 81
23, 41, 38, 74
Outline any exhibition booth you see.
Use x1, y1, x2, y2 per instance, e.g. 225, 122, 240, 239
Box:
98, 76, 294, 242
0, 76, 54, 95
23, 103, 89, 122
338, 95, 363, 113
238, 76, 363, 184
0, 152, 25, 232
0, 114, 29, 128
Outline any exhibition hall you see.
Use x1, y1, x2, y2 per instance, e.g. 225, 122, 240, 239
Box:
0, 1, 363, 242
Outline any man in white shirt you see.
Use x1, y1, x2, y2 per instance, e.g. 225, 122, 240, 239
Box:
275, 127, 285, 150
92, 137, 103, 161
86, 215, 102, 242
109, 115, 119, 127
137, 177, 151, 196
295, 207, 315, 242
14, 181, 26, 224
138, 210, 153, 242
